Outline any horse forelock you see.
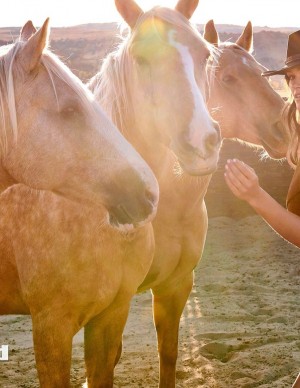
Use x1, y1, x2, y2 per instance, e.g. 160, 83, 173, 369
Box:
91, 5, 219, 135
0, 41, 114, 155
41, 51, 100, 118
208, 42, 264, 90
133, 7, 219, 60
219, 42, 264, 71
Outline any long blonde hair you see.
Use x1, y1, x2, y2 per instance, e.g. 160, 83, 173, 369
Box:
284, 75, 300, 167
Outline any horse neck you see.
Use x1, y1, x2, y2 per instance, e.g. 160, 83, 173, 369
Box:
0, 160, 16, 191
0, 103, 17, 190
120, 115, 211, 207
119, 115, 172, 179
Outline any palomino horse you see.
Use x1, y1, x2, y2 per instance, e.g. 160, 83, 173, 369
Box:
0, 19, 158, 226
204, 19, 289, 157
88, 2, 290, 387
0, 19, 160, 388
88, 0, 218, 386
1, 2, 220, 387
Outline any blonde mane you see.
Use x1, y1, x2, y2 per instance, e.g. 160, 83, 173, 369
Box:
0, 39, 107, 154
88, 6, 218, 133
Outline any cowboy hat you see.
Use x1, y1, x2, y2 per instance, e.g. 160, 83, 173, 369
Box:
262, 30, 300, 76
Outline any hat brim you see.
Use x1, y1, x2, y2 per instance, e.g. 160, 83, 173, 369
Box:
262, 68, 287, 77
262, 61, 300, 77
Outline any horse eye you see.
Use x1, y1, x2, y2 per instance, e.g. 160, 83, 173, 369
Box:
222, 75, 235, 83
135, 56, 149, 66
61, 107, 76, 115
65, 107, 76, 113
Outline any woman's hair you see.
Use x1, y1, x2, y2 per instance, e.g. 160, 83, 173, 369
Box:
284, 75, 300, 167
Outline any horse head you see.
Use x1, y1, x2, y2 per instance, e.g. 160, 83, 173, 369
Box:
0, 19, 159, 229
96, 0, 221, 176
204, 20, 289, 159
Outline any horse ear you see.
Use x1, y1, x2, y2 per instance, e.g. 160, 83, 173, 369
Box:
175, 0, 199, 19
20, 20, 37, 41
236, 21, 253, 52
203, 20, 219, 46
20, 18, 50, 72
114, 0, 143, 28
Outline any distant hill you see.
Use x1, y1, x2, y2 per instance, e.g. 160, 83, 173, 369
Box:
0, 23, 294, 217
199, 24, 298, 34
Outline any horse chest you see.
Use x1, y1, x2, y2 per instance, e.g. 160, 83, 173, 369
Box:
140, 200, 208, 290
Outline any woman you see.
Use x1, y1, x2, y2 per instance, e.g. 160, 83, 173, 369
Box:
224, 30, 300, 388
225, 30, 300, 248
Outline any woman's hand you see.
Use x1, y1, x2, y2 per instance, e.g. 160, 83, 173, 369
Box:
224, 159, 300, 248
224, 159, 262, 205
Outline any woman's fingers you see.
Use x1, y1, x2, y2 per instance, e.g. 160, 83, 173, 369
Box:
226, 159, 255, 180
225, 159, 250, 186
224, 159, 260, 201
224, 170, 243, 197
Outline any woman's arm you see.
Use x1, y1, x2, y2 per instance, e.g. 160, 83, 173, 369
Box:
224, 159, 300, 248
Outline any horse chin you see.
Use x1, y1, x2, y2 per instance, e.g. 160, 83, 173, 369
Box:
108, 219, 136, 233
261, 141, 287, 160
108, 205, 156, 232
178, 157, 218, 176
266, 150, 286, 160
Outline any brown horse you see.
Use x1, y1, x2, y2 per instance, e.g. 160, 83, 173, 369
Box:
0, 19, 160, 388
88, 2, 290, 387
0, 19, 159, 225
204, 19, 289, 157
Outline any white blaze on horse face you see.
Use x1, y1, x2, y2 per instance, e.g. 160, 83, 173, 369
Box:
168, 30, 215, 155
242, 56, 252, 68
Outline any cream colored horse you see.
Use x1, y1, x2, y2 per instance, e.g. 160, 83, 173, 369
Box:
88, 0, 220, 386
0, 19, 158, 223
0, 19, 160, 388
205, 19, 289, 157
88, 2, 290, 387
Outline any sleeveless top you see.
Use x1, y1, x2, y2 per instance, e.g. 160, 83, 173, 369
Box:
286, 162, 300, 215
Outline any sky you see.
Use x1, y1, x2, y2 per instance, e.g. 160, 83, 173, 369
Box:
0, 0, 299, 28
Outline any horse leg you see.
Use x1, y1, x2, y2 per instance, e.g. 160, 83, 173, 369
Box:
84, 297, 130, 388
153, 272, 194, 388
115, 341, 123, 366
31, 312, 74, 388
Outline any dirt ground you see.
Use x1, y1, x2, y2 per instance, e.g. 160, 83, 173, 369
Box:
0, 215, 299, 388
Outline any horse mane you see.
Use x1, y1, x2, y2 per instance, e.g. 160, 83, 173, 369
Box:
88, 6, 218, 134
0, 39, 105, 154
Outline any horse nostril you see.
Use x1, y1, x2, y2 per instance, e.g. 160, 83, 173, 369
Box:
145, 187, 157, 207
213, 121, 220, 134
205, 130, 220, 152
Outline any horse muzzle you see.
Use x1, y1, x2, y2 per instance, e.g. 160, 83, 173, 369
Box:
107, 187, 158, 231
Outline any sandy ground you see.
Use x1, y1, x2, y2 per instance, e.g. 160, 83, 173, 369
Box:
0, 215, 299, 388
